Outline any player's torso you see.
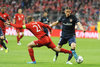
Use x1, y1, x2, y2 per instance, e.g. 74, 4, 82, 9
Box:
0, 12, 8, 29
15, 13, 24, 25
41, 17, 49, 34
0, 12, 9, 21
61, 15, 76, 37
41, 17, 49, 24
28, 22, 46, 39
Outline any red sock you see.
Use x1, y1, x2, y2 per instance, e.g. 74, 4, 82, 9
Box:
19, 35, 24, 40
60, 48, 72, 54
28, 48, 35, 62
17, 36, 20, 43
0, 44, 2, 48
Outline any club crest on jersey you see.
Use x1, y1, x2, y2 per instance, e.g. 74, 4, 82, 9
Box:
70, 19, 73, 22
3, 15, 6, 17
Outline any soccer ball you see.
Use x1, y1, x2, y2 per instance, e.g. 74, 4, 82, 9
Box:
76, 56, 83, 64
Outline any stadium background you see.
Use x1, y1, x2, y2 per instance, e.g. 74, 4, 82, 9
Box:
0, 0, 100, 67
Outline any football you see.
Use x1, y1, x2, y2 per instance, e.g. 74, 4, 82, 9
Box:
76, 56, 83, 64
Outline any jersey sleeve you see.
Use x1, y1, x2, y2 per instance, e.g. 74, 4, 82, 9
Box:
73, 15, 80, 23
0, 16, 6, 22
10, 23, 23, 28
58, 16, 63, 23
38, 22, 52, 31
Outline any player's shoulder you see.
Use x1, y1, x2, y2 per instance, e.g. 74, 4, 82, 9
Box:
70, 14, 76, 18
15, 13, 18, 16
4, 13, 9, 16
61, 14, 66, 18
37, 21, 42, 23
21, 14, 24, 16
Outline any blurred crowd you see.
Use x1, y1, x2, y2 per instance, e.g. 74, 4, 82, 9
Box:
0, 0, 100, 31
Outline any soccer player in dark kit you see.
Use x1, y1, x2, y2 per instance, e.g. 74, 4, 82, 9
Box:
50, 7, 85, 64
40, 11, 50, 35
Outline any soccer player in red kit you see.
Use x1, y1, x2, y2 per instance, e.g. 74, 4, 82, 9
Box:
6, 16, 73, 64
0, 7, 9, 52
13, 9, 25, 45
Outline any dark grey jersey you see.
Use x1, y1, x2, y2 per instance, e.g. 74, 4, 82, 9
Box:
58, 15, 79, 38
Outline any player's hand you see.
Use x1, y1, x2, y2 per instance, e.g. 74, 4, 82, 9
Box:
5, 21, 10, 25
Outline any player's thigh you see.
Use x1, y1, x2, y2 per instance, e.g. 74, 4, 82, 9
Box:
27, 41, 36, 48
68, 36, 76, 48
34, 36, 50, 47
46, 37, 56, 49
58, 37, 68, 46
0, 28, 4, 39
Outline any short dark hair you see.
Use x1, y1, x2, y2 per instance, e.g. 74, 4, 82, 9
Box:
27, 16, 33, 22
65, 7, 71, 10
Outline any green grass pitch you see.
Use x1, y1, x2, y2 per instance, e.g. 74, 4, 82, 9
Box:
0, 35, 100, 67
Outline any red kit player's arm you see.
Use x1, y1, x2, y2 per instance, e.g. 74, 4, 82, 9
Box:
10, 23, 23, 29
39, 22, 52, 31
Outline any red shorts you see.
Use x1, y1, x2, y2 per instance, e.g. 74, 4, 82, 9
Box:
16, 28, 24, 32
34, 36, 56, 49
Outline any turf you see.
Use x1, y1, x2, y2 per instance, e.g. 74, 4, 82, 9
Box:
0, 35, 100, 67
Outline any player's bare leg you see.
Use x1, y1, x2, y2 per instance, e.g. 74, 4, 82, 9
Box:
67, 43, 78, 61
19, 32, 24, 42
17, 31, 21, 45
52, 47, 72, 54
0, 36, 8, 53
53, 45, 62, 62
27, 41, 37, 64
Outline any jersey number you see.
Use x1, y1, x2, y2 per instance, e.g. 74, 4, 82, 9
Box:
33, 24, 42, 32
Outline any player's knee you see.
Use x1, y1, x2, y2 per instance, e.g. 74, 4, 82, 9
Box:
57, 45, 62, 48
22, 33, 24, 36
53, 47, 60, 52
71, 43, 76, 49
0, 36, 4, 39
27, 43, 32, 48
27, 41, 35, 49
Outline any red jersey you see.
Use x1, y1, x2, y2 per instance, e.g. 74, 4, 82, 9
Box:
11, 21, 52, 39
14, 13, 25, 25
0, 12, 9, 34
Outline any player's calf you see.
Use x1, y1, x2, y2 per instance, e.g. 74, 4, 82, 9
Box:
70, 43, 78, 60
53, 47, 72, 54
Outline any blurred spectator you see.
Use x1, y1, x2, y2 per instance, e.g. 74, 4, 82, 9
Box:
0, 0, 100, 31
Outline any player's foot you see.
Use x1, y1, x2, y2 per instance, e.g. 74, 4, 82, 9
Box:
53, 55, 58, 62
5, 48, 8, 53
1, 48, 3, 51
66, 61, 73, 64
5, 38, 8, 44
27, 61, 36, 64
17, 42, 21, 45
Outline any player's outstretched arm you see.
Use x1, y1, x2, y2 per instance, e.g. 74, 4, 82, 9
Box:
77, 22, 85, 32
10, 23, 24, 29
49, 21, 59, 27
39, 22, 52, 32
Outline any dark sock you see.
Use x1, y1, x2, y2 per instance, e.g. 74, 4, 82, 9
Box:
1, 40, 7, 49
67, 49, 73, 61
